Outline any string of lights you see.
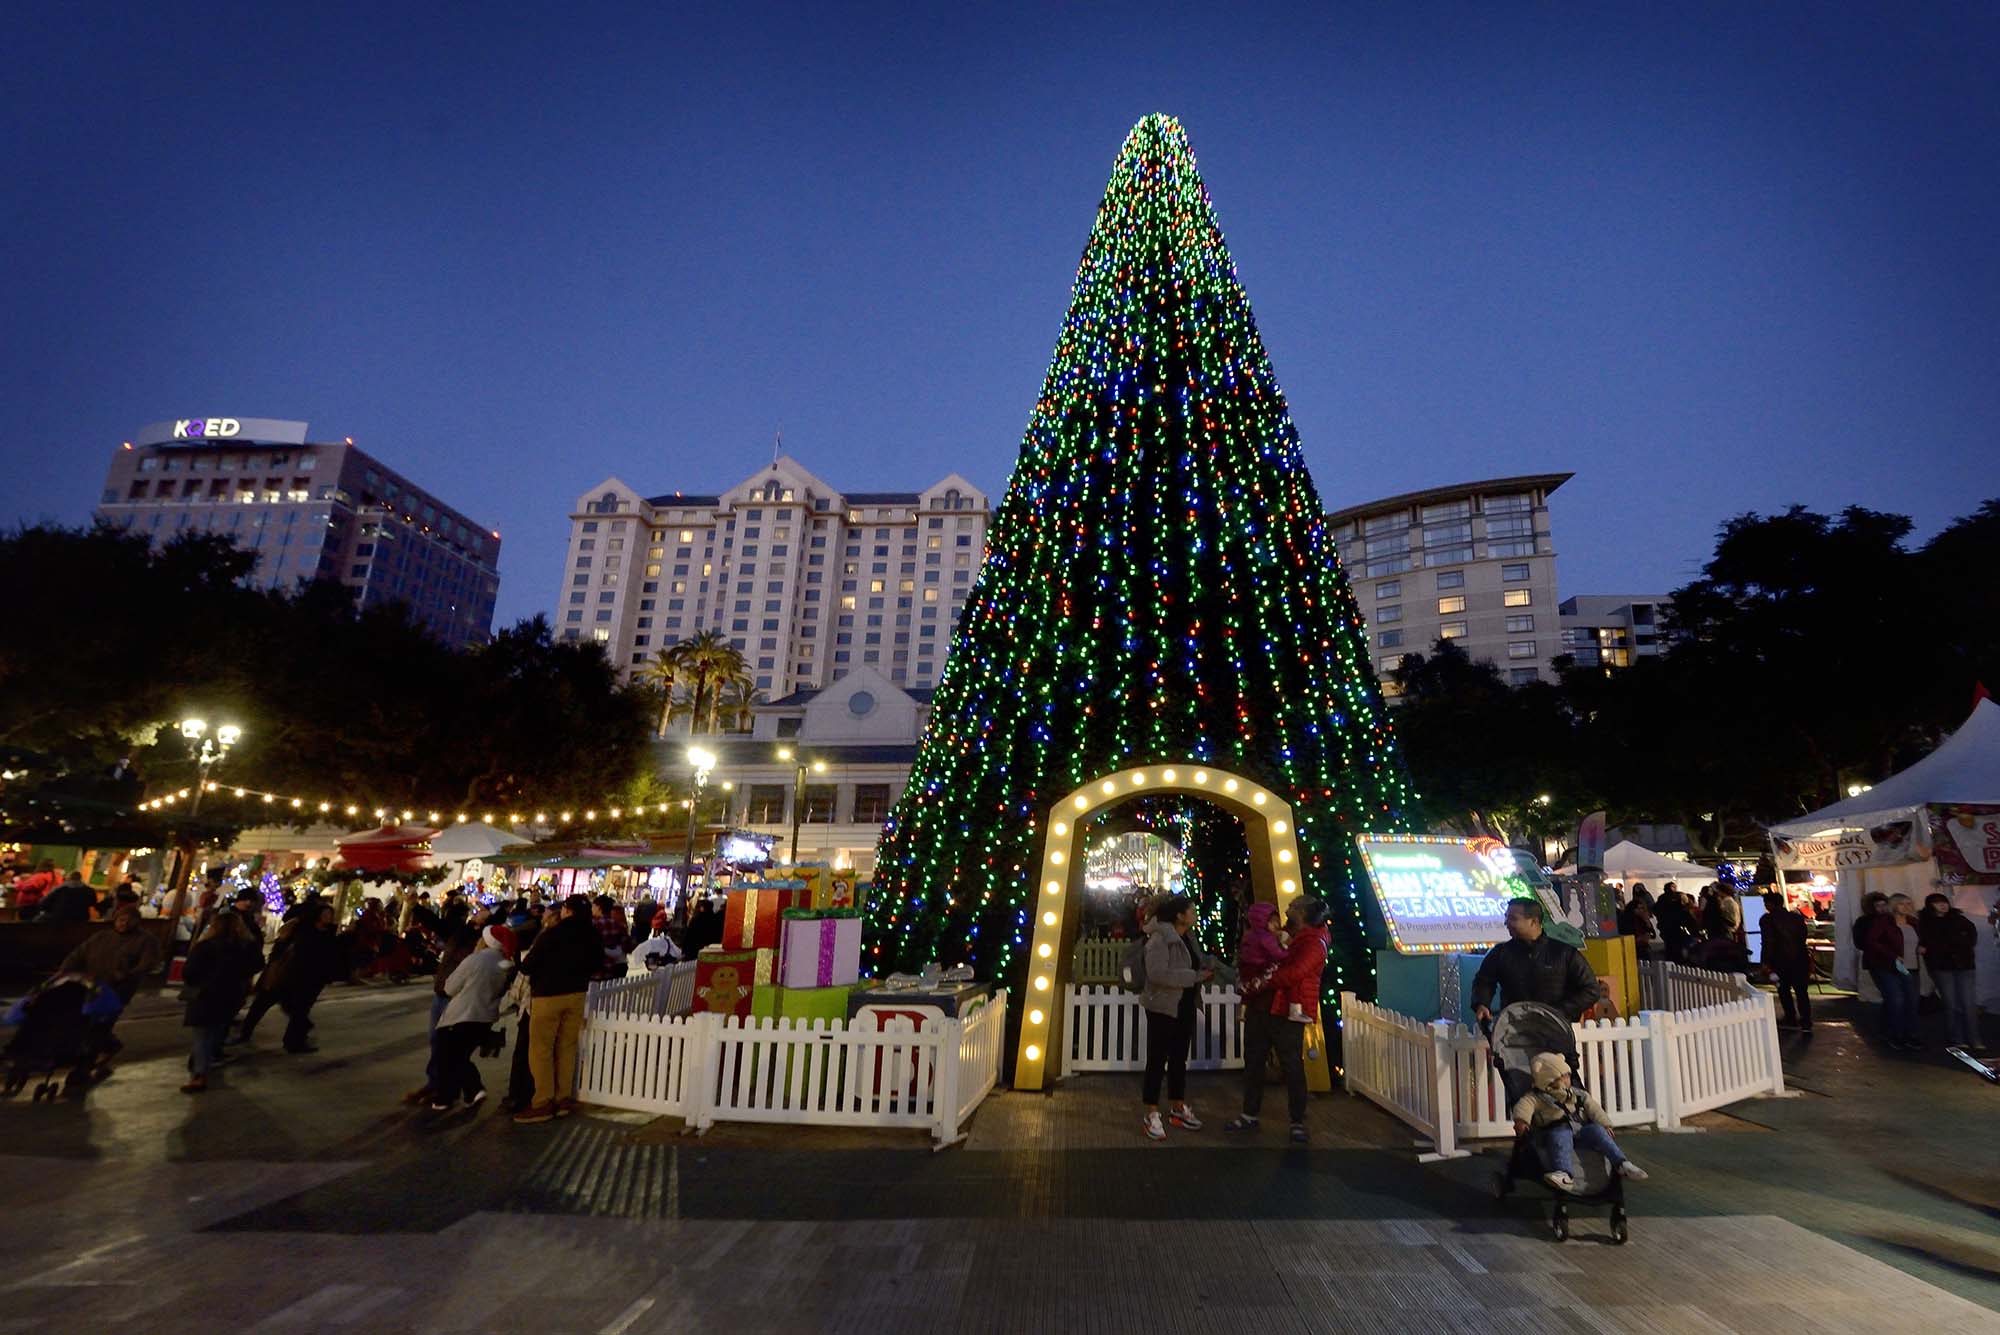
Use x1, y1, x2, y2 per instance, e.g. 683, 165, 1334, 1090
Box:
869, 114, 1417, 1005
137, 779, 722, 828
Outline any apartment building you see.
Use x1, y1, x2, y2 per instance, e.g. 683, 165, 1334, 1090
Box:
557, 456, 987, 694
1558, 594, 1675, 669
1327, 473, 1571, 693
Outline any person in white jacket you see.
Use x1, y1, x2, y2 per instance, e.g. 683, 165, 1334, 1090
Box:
430, 925, 517, 1112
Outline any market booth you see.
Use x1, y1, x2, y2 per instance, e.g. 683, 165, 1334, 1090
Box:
1555, 840, 1713, 890
1361, 834, 1639, 1023
1767, 698, 2000, 1006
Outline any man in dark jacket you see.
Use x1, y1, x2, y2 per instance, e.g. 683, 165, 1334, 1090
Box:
1759, 892, 1812, 1031
1472, 898, 1600, 1024
1918, 893, 1982, 1052
35, 872, 98, 923
514, 895, 603, 1123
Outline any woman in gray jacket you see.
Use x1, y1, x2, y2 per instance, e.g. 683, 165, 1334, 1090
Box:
1141, 894, 1214, 1140
429, 924, 517, 1112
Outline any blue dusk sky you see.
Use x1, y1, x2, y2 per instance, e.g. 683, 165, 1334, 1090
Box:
6, 2, 1996, 626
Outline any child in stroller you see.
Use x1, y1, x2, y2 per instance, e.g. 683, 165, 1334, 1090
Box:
2, 975, 119, 1100
1487, 1000, 1646, 1242
1511, 1051, 1649, 1191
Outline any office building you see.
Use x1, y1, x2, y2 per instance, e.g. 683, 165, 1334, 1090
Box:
95, 417, 500, 649
1559, 594, 1674, 669
1327, 473, 1571, 693
558, 456, 988, 694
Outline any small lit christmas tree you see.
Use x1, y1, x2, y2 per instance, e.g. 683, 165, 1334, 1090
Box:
871, 114, 1414, 1004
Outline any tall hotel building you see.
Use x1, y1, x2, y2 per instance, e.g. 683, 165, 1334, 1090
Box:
1327, 473, 1570, 693
94, 417, 500, 650
558, 456, 988, 695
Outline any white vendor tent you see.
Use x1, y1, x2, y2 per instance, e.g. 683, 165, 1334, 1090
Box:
1769, 698, 2000, 1005
1556, 840, 1713, 885
427, 822, 532, 862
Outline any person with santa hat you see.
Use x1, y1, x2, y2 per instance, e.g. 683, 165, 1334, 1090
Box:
428, 923, 517, 1112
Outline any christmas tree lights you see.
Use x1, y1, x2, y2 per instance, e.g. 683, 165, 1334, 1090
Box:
871, 114, 1415, 1008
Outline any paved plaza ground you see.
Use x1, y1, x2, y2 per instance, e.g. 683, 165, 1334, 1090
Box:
1, 982, 1995, 1333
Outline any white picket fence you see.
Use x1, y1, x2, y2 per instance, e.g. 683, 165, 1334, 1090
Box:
1640, 958, 1756, 1012
573, 991, 1008, 1144
1341, 981, 1786, 1158
1064, 985, 1245, 1072
584, 961, 699, 1019
1071, 938, 1126, 982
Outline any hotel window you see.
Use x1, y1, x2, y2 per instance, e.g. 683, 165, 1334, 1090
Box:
1501, 563, 1531, 582
645, 564, 661, 577
1485, 512, 1536, 540
1487, 540, 1537, 558
1424, 545, 1473, 567
1508, 641, 1537, 659
1503, 589, 1531, 607
1439, 621, 1468, 639
1483, 493, 1532, 514
1437, 596, 1465, 615
592, 628, 610, 642
1375, 580, 1399, 600
1379, 630, 1403, 648
852, 784, 891, 825
1420, 499, 1470, 524
1363, 511, 1411, 535
746, 785, 786, 823
679, 529, 694, 543
802, 785, 837, 823
1435, 571, 1465, 590
1376, 604, 1401, 623
1506, 615, 1535, 633
1509, 667, 1540, 685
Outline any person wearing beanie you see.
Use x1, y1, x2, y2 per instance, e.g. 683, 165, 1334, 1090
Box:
428, 924, 517, 1112
1509, 1051, 1648, 1192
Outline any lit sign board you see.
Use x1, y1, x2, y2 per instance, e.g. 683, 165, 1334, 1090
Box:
1356, 833, 1551, 954
132, 418, 311, 448
173, 417, 241, 439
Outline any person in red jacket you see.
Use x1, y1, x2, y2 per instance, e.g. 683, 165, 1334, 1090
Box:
1225, 896, 1329, 1144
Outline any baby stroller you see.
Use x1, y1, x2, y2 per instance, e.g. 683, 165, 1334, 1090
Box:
1485, 1001, 1630, 1244
1, 975, 103, 1102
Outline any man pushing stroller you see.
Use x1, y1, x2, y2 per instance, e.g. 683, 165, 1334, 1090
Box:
1511, 1051, 1650, 1192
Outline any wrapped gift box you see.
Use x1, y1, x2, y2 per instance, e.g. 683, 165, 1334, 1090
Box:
692, 946, 775, 1018
722, 883, 809, 951
846, 978, 993, 1021
776, 980, 868, 1022
779, 908, 864, 989
772, 863, 863, 910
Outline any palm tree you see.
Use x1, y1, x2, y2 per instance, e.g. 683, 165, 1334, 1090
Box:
637, 652, 680, 737
663, 630, 731, 735
718, 671, 760, 733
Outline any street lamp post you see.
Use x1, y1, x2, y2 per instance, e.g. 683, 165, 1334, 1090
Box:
679, 745, 716, 919
776, 746, 827, 864
165, 717, 242, 936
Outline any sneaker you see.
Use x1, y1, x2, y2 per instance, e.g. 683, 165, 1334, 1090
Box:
1169, 1105, 1202, 1131
1289, 1123, 1309, 1144
180, 1077, 208, 1095
1223, 1115, 1259, 1133
429, 1100, 454, 1112
1142, 1110, 1166, 1141
467, 1089, 488, 1110
401, 1086, 433, 1105
555, 1096, 578, 1117
513, 1102, 557, 1124
1617, 1161, 1648, 1181
1541, 1170, 1576, 1192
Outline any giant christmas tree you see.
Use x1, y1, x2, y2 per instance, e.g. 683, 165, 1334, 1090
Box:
872, 114, 1414, 1007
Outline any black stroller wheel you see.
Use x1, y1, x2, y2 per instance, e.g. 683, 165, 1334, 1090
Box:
1611, 1207, 1629, 1244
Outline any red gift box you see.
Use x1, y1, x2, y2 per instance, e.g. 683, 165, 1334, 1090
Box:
722, 884, 809, 951
693, 947, 775, 1018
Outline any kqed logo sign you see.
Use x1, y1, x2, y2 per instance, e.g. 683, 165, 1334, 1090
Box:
172, 418, 241, 439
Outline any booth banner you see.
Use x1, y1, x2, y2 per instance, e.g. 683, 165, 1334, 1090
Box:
1355, 833, 1551, 954
1771, 820, 1927, 871
1933, 805, 2000, 883
1576, 811, 1607, 873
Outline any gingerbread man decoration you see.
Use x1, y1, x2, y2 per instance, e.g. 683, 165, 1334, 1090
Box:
699, 965, 745, 1014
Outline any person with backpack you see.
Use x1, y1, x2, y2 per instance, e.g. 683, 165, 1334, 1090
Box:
1136, 893, 1214, 1140
1227, 896, 1330, 1143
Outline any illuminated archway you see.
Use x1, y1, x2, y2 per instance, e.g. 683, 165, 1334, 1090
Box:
1013, 762, 1303, 1090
